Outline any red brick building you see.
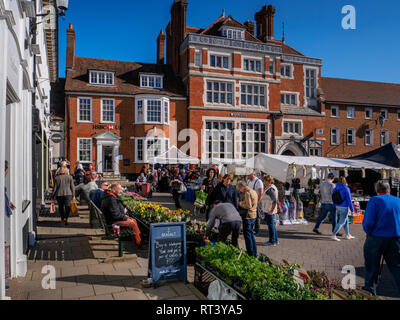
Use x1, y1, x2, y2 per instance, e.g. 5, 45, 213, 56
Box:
321, 77, 400, 158
166, 1, 326, 163
64, 24, 187, 174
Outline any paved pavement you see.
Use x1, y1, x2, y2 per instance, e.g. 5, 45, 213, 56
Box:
151, 193, 400, 300
5, 200, 205, 300
6, 192, 399, 300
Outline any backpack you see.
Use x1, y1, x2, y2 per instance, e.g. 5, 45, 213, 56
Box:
332, 190, 344, 205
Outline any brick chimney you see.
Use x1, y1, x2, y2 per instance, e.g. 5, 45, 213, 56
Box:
167, 0, 188, 74
255, 5, 276, 42
244, 20, 255, 36
157, 30, 166, 64
66, 24, 75, 70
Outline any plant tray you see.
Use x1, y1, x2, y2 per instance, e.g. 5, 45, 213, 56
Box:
194, 262, 248, 300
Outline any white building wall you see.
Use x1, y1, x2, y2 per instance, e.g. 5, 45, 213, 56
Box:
0, 0, 55, 300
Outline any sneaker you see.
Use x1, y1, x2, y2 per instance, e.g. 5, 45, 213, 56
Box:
263, 242, 277, 247
313, 229, 322, 235
345, 234, 355, 240
331, 235, 341, 241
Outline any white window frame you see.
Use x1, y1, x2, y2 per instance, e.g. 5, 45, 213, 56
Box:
365, 108, 373, 120
380, 109, 388, 121
365, 129, 373, 146
280, 63, 294, 79
135, 96, 170, 125
140, 74, 164, 89
205, 121, 235, 161
304, 66, 318, 100
347, 128, 356, 146
243, 57, 262, 73
100, 98, 116, 124
282, 120, 303, 136
77, 138, 93, 163
331, 128, 339, 145
135, 137, 170, 163
89, 70, 114, 86
280, 91, 299, 106
347, 107, 355, 119
240, 83, 267, 108
77, 97, 93, 123
205, 79, 235, 106
195, 51, 202, 67
381, 130, 389, 146
240, 122, 268, 159
209, 53, 230, 70
221, 27, 245, 40
331, 106, 339, 118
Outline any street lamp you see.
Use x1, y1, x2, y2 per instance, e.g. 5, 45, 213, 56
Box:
57, 0, 69, 16
36, 0, 69, 18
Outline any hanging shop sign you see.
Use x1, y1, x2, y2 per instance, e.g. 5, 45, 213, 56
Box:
50, 133, 64, 144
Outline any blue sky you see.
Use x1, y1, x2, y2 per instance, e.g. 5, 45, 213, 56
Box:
59, 0, 400, 83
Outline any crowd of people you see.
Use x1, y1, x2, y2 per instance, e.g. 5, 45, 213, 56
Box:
46, 159, 400, 296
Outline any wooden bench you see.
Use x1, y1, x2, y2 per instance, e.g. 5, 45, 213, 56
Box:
89, 201, 136, 257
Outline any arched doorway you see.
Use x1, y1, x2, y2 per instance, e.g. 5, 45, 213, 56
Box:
282, 150, 296, 156
278, 141, 307, 156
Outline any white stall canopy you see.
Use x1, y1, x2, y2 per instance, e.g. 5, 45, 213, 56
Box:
252, 154, 400, 183
148, 145, 200, 165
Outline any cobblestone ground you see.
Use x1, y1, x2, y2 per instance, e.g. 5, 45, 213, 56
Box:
151, 192, 400, 300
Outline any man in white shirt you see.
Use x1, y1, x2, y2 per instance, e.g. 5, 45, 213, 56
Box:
247, 172, 264, 235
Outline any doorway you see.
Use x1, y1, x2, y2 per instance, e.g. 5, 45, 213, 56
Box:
103, 146, 114, 172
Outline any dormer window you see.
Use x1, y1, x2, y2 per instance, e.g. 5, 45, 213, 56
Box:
221, 27, 244, 40
140, 74, 163, 89
89, 70, 114, 85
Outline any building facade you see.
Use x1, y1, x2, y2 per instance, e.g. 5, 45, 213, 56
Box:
64, 25, 187, 175
0, 0, 57, 300
166, 1, 326, 164
322, 77, 400, 158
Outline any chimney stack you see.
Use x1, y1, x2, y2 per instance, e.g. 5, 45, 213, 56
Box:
244, 20, 255, 36
255, 5, 276, 42
157, 30, 166, 64
66, 24, 75, 70
168, 0, 188, 74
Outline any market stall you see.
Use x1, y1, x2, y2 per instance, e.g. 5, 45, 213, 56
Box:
148, 145, 200, 165
251, 154, 400, 224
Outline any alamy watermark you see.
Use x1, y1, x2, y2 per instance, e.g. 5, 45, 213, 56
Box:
41, 265, 56, 290
342, 5, 356, 30
341, 265, 357, 290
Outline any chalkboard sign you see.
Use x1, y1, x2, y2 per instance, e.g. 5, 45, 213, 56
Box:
148, 222, 187, 289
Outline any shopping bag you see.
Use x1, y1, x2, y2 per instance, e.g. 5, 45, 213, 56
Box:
194, 190, 208, 209
50, 202, 56, 214
70, 199, 78, 215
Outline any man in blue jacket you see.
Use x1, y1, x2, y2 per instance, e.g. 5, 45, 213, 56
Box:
362, 181, 400, 296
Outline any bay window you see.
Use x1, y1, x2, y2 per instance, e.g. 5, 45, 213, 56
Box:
135, 97, 170, 124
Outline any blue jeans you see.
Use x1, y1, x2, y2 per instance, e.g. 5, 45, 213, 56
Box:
243, 218, 257, 257
333, 207, 349, 235
314, 204, 337, 232
364, 235, 400, 296
265, 213, 278, 244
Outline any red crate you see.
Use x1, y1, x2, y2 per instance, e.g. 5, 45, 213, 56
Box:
352, 215, 364, 224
